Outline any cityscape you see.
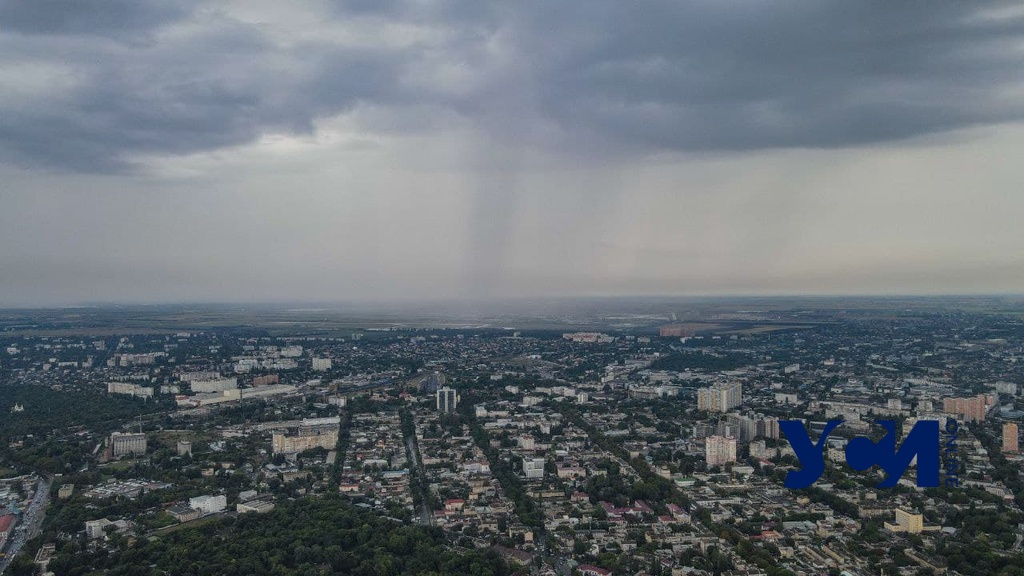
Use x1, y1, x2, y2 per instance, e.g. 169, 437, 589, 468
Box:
2, 1, 1024, 575
1, 299, 1023, 575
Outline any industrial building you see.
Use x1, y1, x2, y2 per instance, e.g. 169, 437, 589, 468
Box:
189, 377, 238, 393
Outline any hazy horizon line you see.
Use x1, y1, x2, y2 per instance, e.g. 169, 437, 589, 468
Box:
3, 292, 1023, 311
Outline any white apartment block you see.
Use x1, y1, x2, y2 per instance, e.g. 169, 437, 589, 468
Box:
107, 382, 154, 399
436, 387, 458, 413
523, 457, 545, 479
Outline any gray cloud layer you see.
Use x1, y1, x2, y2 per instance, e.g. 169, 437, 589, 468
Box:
0, 0, 197, 37
3, 1, 1024, 306
2, 1, 1023, 172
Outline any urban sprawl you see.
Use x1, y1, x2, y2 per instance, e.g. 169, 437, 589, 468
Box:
2, 308, 1024, 576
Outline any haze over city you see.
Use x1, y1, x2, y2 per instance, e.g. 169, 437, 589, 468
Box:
3, 1, 1024, 307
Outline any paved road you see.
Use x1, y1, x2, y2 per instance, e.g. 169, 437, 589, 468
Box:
404, 435, 432, 526
0, 476, 50, 574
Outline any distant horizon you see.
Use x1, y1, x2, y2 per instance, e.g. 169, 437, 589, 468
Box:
3, 292, 1023, 311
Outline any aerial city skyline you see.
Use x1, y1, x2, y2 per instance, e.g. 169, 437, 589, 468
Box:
3, 4, 1024, 574
3, 301, 1024, 575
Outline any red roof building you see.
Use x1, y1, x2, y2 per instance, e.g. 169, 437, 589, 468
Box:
0, 514, 15, 534
579, 564, 613, 576
0, 514, 16, 547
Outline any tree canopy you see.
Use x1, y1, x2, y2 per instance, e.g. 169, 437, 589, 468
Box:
43, 496, 511, 576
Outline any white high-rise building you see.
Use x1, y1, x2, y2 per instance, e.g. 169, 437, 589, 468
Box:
697, 381, 743, 413
436, 387, 458, 413
311, 358, 332, 371
705, 435, 737, 466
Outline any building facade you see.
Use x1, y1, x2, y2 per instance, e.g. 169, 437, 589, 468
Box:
252, 374, 280, 387
189, 495, 227, 515
697, 381, 743, 413
1003, 423, 1019, 453
271, 421, 339, 454
84, 519, 112, 539
436, 387, 458, 413
523, 457, 545, 479
705, 435, 737, 466
885, 508, 924, 534
106, 382, 154, 398
111, 432, 147, 457
942, 394, 991, 423
177, 440, 192, 456
190, 377, 238, 393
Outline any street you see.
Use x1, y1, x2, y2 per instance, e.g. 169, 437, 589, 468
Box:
0, 476, 50, 575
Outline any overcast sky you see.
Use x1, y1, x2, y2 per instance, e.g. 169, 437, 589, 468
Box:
2, 1, 1024, 307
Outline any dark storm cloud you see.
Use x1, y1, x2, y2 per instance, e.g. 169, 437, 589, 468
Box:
0, 0, 198, 38
0, 14, 417, 172
2, 1, 1024, 172
388, 0, 1024, 153
525, 1, 1024, 151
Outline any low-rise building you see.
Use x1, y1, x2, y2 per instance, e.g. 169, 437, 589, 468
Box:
168, 503, 201, 523
189, 494, 227, 515
237, 499, 276, 514
885, 508, 924, 534
85, 518, 112, 539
